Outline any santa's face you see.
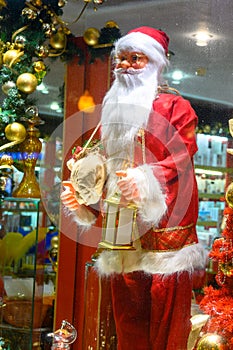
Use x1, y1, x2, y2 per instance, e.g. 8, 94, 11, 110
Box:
114, 51, 149, 70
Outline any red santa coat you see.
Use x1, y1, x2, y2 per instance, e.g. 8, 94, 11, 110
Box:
95, 93, 206, 276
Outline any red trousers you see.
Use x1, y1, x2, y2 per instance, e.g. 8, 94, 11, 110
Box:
111, 271, 192, 350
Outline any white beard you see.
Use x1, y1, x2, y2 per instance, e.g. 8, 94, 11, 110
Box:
101, 62, 159, 197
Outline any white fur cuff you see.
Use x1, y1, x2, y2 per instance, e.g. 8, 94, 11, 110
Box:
135, 164, 167, 226
68, 205, 97, 229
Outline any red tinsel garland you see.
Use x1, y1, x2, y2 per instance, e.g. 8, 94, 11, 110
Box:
209, 207, 233, 264
199, 205, 233, 349
200, 285, 233, 348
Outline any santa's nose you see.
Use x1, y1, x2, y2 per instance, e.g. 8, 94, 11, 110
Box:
117, 59, 131, 69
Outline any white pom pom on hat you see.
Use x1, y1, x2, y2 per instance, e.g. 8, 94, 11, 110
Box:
127, 26, 169, 55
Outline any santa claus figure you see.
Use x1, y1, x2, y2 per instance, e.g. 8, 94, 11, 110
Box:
61, 27, 206, 350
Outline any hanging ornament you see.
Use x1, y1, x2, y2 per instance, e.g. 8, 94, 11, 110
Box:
77, 90, 95, 113
31, 0, 43, 6
5, 122, 27, 143
0, 0, 7, 10
105, 20, 119, 28
225, 182, 233, 209
58, 0, 67, 6
49, 29, 67, 50
21, 7, 37, 20
197, 333, 229, 350
16, 72, 38, 94
42, 23, 53, 37
35, 44, 50, 58
0, 122, 27, 153
3, 49, 24, 67
83, 27, 100, 46
2, 81, 16, 95
14, 35, 27, 49
33, 60, 46, 73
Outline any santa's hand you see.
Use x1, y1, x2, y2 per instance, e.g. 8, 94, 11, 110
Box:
60, 181, 79, 211
116, 168, 146, 202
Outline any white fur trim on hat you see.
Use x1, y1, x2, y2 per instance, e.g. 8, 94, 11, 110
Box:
114, 31, 169, 69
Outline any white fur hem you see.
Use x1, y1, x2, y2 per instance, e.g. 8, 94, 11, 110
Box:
136, 164, 167, 225
66, 205, 97, 229
95, 243, 206, 276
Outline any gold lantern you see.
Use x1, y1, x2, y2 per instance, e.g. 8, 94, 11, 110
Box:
99, 193, 137, 250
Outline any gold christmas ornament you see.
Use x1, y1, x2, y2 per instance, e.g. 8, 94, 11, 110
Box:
0, 0, 7, 10
16, 73, 38, 94
33, 60, 46, 73
49, 30, 67, 50
0, 154, 14, 167
5, 122, 27, 142
197, 333, 229, 350
105, 20, 119, 28
35, 45, 50, 58
83, 27, 100, 46
219, 262, 233, 277
2, 81, 16, 95
42, 23, 53, 37
14, 35, 27, 49
31, 0, 43, 6
21, 7, 37, 20
3, 49, 24, 67
225, 182, 233, 209
58, 0, 67, 7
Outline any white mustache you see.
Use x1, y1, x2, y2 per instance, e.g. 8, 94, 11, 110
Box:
115, 67, 144, 75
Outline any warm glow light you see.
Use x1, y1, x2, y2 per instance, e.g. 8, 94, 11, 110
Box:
78, 90, 95, 113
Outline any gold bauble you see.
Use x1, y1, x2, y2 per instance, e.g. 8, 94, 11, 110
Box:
5, 122, 27, 142
105, 20, 119, 28
33, 60, 46, 73
3, 49, 23, 67
197, 333, 229, 350
0, 154, 14, 167
16, 73, 38, 94
83, 27, 100, 46
226, 182, 233, 209
49, 31, 66, 50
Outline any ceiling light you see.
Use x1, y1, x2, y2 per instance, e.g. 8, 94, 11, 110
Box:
172, 70, 183, 81
192, 31, 213, 46
50, 101, 60, 111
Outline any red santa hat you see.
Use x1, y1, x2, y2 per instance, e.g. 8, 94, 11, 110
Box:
128, 27, 169, 55
114, 26, 169, 63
